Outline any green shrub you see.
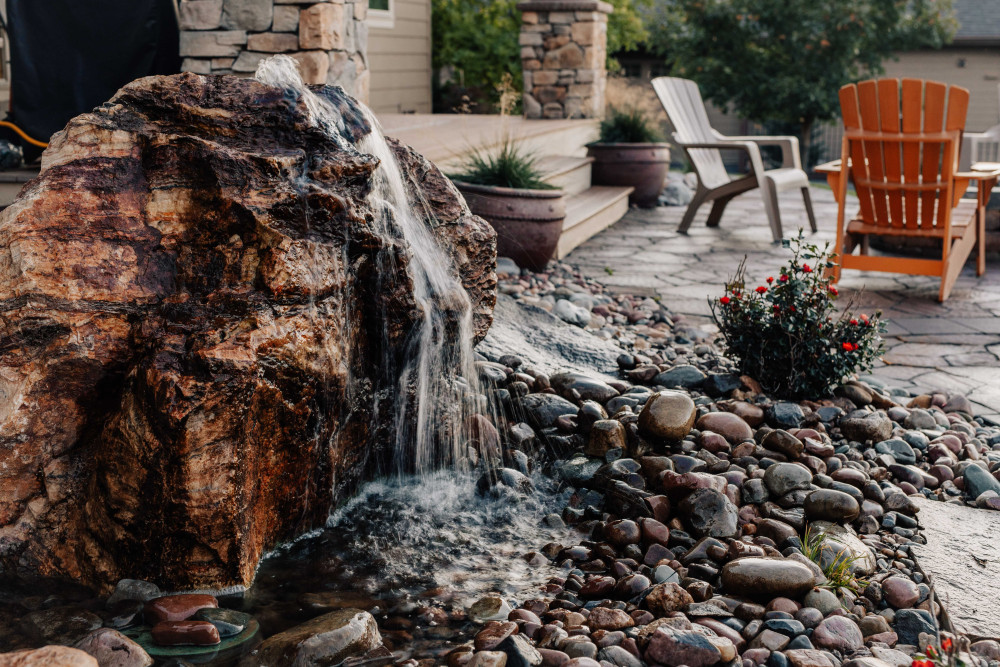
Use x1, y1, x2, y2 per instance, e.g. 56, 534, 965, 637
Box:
711, 233, 884, 398
598, 105, 665, 144
449, 137, 555, 190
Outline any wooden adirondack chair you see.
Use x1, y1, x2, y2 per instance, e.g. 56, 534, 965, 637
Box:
816, 78, 1000, 302
652, 76, 816, 242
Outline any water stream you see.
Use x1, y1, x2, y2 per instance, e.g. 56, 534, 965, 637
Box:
256, 55, 488, 476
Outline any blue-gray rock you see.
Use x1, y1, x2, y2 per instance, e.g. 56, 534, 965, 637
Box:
743, 478, 770, 504
764, 463, 813, 497
599, 645, 643, 667
769, 402, 806, 429
194, 607, 251, 638
787, 635, 814, 650
963, 464, 1000, 499
558, 457, 603, 486
520, 393, 578, 429
703, 373, 742, 397
902, 431, 929, 451
498, 633, 543, 667
876, 439, 917, 465
551, 372, 620, 403
679, 488, 739, 538
654, 365, 706, 389
894, 609, 936, 645
107, 579, 161, 606
764, 619, 806, 636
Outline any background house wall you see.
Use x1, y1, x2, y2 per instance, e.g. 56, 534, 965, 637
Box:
368, 0, 432, 113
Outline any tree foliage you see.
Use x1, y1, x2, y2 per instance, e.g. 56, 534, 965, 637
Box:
431, 0, 655, 109
432, 0, 521, 112
652, 0, 957, 146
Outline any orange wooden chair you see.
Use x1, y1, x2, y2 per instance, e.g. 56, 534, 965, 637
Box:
816, 78, 1000, 302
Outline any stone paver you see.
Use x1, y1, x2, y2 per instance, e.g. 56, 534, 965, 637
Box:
566, 184, 1000, 421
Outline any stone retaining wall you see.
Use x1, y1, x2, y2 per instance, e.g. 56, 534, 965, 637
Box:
178, 0, 369, 101
517, 0, 611, 119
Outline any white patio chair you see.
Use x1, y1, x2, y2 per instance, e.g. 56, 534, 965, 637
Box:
652, 76, 816, 242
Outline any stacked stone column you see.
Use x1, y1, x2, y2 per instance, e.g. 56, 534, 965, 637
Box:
517, 0, 611, 119
178, 0, 369, 102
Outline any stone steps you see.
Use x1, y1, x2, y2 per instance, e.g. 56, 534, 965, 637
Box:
557, 185, 633, 259
539, 155, 593, 196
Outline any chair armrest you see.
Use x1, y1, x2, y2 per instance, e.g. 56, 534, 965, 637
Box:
814, 159, 844, 174
676, 141, 756, 152
724, 135, 801, 169
964, 162, 1000, 179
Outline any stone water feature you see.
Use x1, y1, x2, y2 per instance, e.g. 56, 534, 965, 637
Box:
0, 62, 496, 592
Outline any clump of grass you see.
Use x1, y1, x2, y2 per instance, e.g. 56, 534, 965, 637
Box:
450, 137, 555, 190
598, 105, 665, 144
802, 524, 870, 594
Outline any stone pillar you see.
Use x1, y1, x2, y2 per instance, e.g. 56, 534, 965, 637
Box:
178, 0, 369, 103
517, 0, 610, 119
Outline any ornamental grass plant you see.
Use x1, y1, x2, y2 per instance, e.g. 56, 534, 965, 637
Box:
597, 104, 665, 144
711, 233, 884, 399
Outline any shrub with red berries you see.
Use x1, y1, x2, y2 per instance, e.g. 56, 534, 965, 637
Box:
711, 232, 884, 398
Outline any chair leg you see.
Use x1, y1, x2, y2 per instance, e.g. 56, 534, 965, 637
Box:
801, 186, 817, 233
706, 193, 738, 227
679, 188, 710, 234
978, 204, 987, 276
761, 179, 782, 242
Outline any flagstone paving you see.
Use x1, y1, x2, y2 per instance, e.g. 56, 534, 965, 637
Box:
565, 184, 1000, 421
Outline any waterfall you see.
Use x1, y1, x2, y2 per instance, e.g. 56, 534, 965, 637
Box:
255, 55, 487, 476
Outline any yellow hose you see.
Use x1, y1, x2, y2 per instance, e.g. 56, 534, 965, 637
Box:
0, 120, 47, 148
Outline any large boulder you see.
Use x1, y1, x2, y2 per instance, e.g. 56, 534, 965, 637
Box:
0, 72, 496, 591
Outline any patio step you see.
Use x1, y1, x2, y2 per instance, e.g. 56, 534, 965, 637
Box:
539, 155, 593, 196
556, 185, 633, 259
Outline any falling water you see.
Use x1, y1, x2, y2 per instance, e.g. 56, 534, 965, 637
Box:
255, 55, 486, 475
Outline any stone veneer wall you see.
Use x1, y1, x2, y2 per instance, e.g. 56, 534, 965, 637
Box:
517, 0, 611, 119
178, 0, 369, 102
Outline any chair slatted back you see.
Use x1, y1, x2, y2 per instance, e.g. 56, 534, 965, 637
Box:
838, 78, 969, 232
652, 77, 731, 189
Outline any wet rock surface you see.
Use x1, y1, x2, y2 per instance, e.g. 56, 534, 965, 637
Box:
0, 72, 496, 591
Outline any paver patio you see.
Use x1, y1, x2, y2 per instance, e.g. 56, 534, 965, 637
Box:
565, 184, 1000, 421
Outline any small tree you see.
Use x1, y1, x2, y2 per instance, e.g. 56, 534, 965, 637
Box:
652, 0, 956, 165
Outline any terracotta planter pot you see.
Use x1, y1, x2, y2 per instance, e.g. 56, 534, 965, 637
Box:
587, 143, 671, 208
454, 181, 566, 272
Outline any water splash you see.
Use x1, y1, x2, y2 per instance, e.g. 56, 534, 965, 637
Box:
255, 55, 487, 475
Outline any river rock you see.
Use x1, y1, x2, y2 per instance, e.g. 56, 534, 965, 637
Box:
523, 394, 580, 429
812, 616, 863, 651
193, 608, 252, 637
679, 488, 738, 538
764, 463, 813, 497
638, 391, 696, 440
0, 647, 98, 667
249, 608, 381, 666
963, 464, 1000, 498
696, 413, 753, 443
720, 558, 816, 600
882, 576, 919, 609
839, 413, 892, 443
804, 489, 860, 522
874, 439, 916, 465
644, 582, 694, 616
802, 588, 841, 616
585, 420, 626, 457
763, 430, 804, 458
587, 607, 635, 631
150, 621, 221, 647
106, 580, 161, 606
144, 594, 218, 625
74, 628, 152, 667
0, 72, 497, 591
469, 595, 513, 622
810, 521, 876, 575
20, 607, 103, 645
551, 373, 619, 403
893, 609, 936, 645
644, 625, 727, 667
654, 365, 706, 388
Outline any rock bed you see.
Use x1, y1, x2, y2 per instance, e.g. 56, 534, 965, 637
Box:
5, 263, 1000, 666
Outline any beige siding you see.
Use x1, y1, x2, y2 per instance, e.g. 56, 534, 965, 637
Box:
884, 48, 1000, 131
368, 0, 433, 114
